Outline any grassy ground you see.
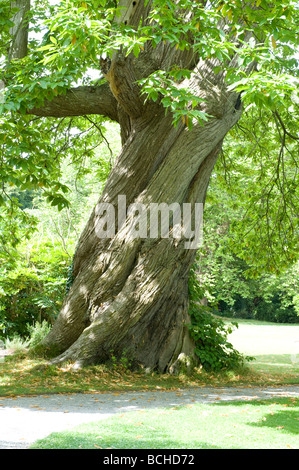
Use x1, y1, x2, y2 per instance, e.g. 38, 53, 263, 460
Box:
226, 318, 299, 382
0, 354, 259, 397
0, 319, 298, 397
31, 397, 299, 449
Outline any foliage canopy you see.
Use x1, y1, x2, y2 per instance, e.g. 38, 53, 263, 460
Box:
0, 0, 298, 268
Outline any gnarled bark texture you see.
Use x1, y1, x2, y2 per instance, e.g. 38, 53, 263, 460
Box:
9, 0, 30, 62
28, 0, 245, 372
40, 90, 241, 371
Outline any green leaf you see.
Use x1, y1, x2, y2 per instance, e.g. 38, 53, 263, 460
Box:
133, 43, 141, 58
49, 36, 58, 44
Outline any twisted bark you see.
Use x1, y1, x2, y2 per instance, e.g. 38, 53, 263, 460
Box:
40, 84, 240, 371
30, 0, 245, 371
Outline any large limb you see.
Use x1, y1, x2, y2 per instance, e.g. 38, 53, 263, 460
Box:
27, 83, 119, 122
5, 1, 119, 123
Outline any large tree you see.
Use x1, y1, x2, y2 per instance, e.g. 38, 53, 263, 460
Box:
1, 0, 298, 371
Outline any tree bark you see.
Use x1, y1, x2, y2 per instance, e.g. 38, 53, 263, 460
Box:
30, 0, 245, 372
8, 0, 30, 62
28, 84, 119, 122
40, 78, 241, 371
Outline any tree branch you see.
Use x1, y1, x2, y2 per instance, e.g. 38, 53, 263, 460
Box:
27, 83, 119, 122
273, 110, 299, 141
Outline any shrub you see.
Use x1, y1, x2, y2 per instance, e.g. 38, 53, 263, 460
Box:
27, 320, 52, 348
0, 240, 70, 338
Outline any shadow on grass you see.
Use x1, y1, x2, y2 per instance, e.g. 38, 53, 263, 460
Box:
211, 397, 299, 439
251, 409, 299, 435
211, 397, 299, 407
32, 426, 222, 450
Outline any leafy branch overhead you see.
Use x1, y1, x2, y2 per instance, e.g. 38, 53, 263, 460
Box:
2, 1, 299, 114
0, 0, 298, 266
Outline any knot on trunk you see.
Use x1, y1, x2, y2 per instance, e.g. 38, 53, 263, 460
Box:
100, 57, 112, 76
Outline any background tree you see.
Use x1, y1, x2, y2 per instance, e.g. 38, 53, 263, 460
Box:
195, 138, 299, 324
0, 0, 298, 371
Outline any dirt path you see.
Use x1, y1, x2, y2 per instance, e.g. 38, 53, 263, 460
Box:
0, 385, 298, 449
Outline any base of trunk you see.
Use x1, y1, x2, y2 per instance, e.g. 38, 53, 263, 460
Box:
42, 263, 198, 374
48, 321, 198, 375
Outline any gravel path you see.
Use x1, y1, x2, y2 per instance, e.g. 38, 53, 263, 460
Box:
0, 385, 298, 449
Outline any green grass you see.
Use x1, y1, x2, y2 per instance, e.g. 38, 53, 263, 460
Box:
30, 397, 299, 449
226, 319, 299, 382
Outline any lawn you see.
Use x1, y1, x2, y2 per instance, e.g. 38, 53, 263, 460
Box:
226, 318, 299, 382
31, 397, 299, 449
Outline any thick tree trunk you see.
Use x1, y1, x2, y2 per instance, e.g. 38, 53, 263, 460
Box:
34, 0, 245, 372
41, 86, 240, 371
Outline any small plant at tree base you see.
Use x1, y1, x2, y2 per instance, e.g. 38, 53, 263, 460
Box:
4, 334, 30, 354
27, 320, 52, 348
26, 322, 62, 359
110, 349, 132, 371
